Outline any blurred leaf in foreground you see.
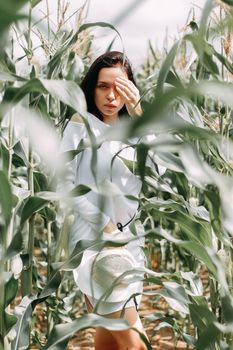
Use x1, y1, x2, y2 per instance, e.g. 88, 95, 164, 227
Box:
0, 0, 28, 38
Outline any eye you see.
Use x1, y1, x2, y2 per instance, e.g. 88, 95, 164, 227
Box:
97, 84, 108, 90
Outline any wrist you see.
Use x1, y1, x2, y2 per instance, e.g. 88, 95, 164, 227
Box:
127, 104, 143, 118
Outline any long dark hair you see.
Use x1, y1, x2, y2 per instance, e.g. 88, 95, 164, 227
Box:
81, 51, 136, 121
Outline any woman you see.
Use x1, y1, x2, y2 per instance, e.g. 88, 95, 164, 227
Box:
61, 51, 148, 350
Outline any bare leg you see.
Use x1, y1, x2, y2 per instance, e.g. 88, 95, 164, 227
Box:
95, 307, 148, 350
84, 295, 120, 350
84, 295, 148, 350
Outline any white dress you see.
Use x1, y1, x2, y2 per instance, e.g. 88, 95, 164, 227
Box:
60, 112, 145, 314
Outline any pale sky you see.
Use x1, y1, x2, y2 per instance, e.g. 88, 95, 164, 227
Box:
32, 0, 206, 67
84, 0, 206, 66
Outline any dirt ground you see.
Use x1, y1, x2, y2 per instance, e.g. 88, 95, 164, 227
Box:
67, 284, 191, 350
20, 248, 195, 349
32, 288, 190, 350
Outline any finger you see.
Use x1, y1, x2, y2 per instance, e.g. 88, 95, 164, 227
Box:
116, 77, 138, 94
116, 81, 140, 101
115, 81, 137, 101
116, 77, 138, 92
115, 83, 136, 101
115, 85, 131, 102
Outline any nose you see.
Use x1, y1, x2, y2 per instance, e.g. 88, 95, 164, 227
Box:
106, 88, 116, 101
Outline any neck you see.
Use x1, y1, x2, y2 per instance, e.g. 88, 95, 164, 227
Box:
102, 114, 119, 125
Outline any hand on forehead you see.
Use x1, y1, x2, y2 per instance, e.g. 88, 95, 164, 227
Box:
97, 66, 128, 85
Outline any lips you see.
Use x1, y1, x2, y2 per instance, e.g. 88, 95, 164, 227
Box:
104, 104, 117, 108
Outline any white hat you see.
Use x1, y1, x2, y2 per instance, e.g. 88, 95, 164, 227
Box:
74, 248, 143, 303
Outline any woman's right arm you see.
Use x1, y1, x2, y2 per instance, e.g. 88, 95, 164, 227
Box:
59, 115, 116, 235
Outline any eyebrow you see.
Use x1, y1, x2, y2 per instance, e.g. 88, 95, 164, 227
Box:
97, 81, 110, 84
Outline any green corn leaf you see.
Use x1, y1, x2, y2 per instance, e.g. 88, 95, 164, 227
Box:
195, 324, 220, 349
165, 70, 183, 89
136, 143, 149, 183
13, 141, 29, 167
40, 206, 56, 222
69, 184, 91, 197
0, 0, 28, 34
181, 271, 203, 296
5, 231, 23, 259
0, 66, 27, 82
221, 295, 233, 325
31, 0, 42, 7
12, 296, 34, 350
4, 313, 18, 337
184, 34, 219, 76
0, 171, 13, 227
77, 22, 124, 50
221, 0, 233, 5
3, 78, 87, 117
156, 40, 180, 94
33, 172, 49, 192
181, 241, 217, 277
43, 313, 151, 350
39, 79, 87, 116
3, 79, 44, 103
0, 143, 10, 175
20, 197, 49, 226
145, 286, 189, 314
213, 49, 233, 74
199, 0, 216, 37
5, 276, 18, 308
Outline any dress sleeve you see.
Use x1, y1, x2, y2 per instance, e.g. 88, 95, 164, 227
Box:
58, 121, 110, 233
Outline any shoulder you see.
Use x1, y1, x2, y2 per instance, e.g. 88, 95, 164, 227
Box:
68, 112, 107, 136
70, 112, 97, 127
62, 113, 86, 140
86, 112, 108, 132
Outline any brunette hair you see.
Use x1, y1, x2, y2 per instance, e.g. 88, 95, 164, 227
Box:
81, 51, 136, 121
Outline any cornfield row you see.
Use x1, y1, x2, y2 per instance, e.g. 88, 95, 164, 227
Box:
0, 0, 233, 349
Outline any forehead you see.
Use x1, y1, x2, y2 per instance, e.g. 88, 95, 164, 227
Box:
97, 66, 128, 82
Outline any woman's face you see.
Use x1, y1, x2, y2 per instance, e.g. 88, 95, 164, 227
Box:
94, 65, 128, 123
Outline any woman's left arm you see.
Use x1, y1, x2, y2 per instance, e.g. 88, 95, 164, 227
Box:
115, 76, 142, 117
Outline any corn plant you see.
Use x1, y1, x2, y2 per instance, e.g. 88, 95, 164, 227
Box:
0, 0, 233, 349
